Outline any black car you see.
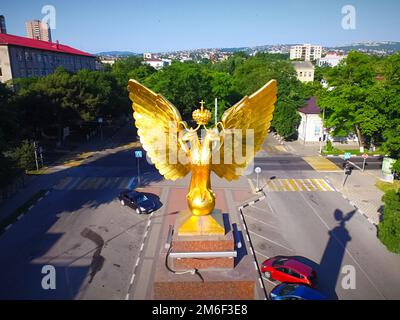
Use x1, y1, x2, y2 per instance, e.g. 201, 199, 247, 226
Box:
118, 190, 156, 214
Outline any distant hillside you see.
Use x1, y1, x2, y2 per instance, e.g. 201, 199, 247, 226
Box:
329, 41, 400, 54
95, 51, 141, 57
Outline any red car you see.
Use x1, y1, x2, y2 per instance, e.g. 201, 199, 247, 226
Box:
261, 256, 317, 287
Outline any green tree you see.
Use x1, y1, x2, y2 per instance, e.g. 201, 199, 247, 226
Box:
378, 190, 400, 253
11, 140, 36, 171
317, 52, 389, 149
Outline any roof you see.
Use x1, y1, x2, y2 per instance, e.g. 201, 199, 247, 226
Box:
0, 33, 93, 57
292, 61, 315, 70
284, 259, 313, 276
298, 97, 321, 115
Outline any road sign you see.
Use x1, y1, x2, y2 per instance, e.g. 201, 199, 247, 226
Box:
344, 152, 352, 161
255, 167, 261, 174
362, 153, 368, 171
362, 153, 369, 159
135, 150, 143, 158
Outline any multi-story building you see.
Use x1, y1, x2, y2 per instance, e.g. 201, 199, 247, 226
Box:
0, 33, 96, 83
0, 15, 6, 34
292, 61, 315, 83
317, 52, 347, 67
26, 20, 52, 42
290, 44, 322, 61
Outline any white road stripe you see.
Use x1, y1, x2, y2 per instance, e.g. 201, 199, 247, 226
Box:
130, 273, 135, 284
125, 293, 130, 300
45, 191, 50, 196
135, 257, 140, 267
297, 191, 386, 299
292, 179, 303, 191
253, 261, 258, 271
258, 278, 263, 288
28, 205, 34, 211
307, 179, 319, 191
284, 179, 296, 192
5, 224, 12, 230
248, 230, 294, 252
17, 214, 24, 220
246, 234, 250, 242
301, 180, 312, 191
37, 197, 43, 202
313, 179, 327, 191
255, 250, 270, 259
139, 243, 144, 252
243, 213, 277, 229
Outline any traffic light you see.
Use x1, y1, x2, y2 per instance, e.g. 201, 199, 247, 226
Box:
344, 163, 353, 175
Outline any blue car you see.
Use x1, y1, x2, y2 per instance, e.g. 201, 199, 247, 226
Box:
270, 283, 327, 300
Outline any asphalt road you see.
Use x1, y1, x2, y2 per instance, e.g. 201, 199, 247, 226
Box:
246, 137, 400, 300
0, 128, 398, 300
328, 156, 383, 171
0, 125, 157, 299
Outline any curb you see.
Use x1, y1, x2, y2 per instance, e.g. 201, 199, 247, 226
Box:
0, 189, 51, 236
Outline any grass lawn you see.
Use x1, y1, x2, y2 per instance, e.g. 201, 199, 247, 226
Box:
376, 180, 400, 193
322, 148, 384, 156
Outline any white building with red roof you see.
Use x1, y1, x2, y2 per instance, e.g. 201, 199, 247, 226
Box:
0, 33, 95, 83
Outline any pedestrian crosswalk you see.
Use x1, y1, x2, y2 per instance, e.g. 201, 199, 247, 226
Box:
261, 178, 335, 192
53, 176, 133, 191
302, 156, 341, 172
262, 145, 288, 154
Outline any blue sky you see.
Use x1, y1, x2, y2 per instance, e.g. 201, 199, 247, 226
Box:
2, 0, 399, 53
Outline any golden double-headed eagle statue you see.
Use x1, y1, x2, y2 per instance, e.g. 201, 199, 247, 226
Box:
128, 79, 277, 235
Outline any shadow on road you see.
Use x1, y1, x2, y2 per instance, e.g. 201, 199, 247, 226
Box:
0, 135, 164, 299
290, 208, 355, 300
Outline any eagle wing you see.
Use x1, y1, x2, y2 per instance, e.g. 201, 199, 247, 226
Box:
211, 80, 277, 180
128, 79, 190, 180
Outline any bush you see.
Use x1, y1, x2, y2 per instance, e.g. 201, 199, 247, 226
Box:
378, 190, 400, 254
11, 140, 36, 171
392, 159, 400, 180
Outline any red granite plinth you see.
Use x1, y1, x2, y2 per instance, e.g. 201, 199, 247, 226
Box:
153, 248, 256, 300
170, 211, 234, 270
152, 210, 258, 300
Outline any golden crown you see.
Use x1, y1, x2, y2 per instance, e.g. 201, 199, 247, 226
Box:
192, 100, 211, 125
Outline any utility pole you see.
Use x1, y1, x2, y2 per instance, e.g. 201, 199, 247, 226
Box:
33, 141, 39, 171
214, 97, 218, 125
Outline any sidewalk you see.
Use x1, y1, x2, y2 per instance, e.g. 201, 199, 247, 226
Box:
278, 136, 384, 225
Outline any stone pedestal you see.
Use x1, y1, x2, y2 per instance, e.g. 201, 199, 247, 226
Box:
152, 209, 258, 300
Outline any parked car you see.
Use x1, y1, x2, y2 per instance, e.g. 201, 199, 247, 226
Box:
261, 256, 317, 287
118, 190, 156, 214
270, 283, 327, 300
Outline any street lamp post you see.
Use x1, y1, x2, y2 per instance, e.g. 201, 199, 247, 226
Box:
255, 167, 262, 192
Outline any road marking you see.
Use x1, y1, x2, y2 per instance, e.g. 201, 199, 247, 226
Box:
255, 250, 270, 259
296, 191, 386, 299
243, 213, 277, 229
125, 293, 130, 300
246, 234, 250, 242
264, 179, 335, 192
248, 178, 256, 193
262, 276, 277, 286
127, 177, 136, 189
143, 230, 148, 239
139, 243, 144, 252
135, 257, 140, 267
5, 224, 12, 230
45, 191, 50, 196
303, 156, 341, 172
17, 214, 24, 220
130, 273, 136, 285
28, 205, 34, 211
248, 230, 294, 252
253, 261, 258, 271
66, 177, 82, 190
258, 278, 264, 288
